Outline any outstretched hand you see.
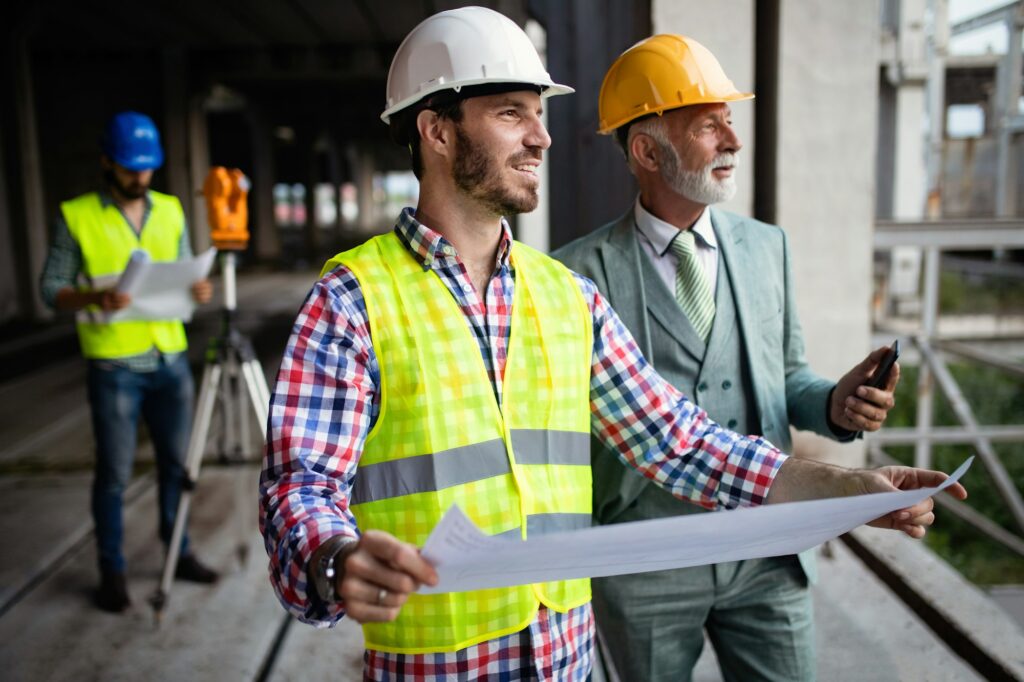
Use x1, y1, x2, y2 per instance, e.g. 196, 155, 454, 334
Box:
847, 466, 968, 538
335, 530, 439, 623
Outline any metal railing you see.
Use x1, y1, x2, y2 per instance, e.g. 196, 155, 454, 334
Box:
868, 218, 1024, 557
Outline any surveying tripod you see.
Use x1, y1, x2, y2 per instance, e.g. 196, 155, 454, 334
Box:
151, 168, 268, 622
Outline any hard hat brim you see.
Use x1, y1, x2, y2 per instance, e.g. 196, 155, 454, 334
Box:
109, 152, 165, 172
597, 91, 754, 135
381, 80, 574, 124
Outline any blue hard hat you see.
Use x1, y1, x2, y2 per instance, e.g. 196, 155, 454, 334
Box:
101, 111, 164, 171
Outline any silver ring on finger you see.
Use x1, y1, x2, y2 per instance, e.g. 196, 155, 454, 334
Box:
377, 587, 388, 605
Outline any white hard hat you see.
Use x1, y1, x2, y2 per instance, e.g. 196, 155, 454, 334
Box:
381, 6, 574, 123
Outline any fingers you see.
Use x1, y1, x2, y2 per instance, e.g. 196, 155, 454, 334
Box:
337, 530, 438, 623
840, 393, 892, 431
101, 291, 131, 310
191, 280, 213, 304
862, 345, 891, 370
884, 361, 901, 391
361, 530, 439, 586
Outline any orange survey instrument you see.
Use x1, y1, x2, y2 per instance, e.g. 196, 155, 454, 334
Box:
203, 167, 250, 250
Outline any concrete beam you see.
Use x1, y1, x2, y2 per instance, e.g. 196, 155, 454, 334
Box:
950, 2, 1019, 35
843, 525, 1024, 681
874, 219, 1024, 249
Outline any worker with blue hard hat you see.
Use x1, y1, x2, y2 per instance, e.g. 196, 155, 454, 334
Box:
39, 110, 219, 612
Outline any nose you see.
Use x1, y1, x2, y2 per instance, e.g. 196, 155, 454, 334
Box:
721, 122, 742, 154
525, 113, 552, 151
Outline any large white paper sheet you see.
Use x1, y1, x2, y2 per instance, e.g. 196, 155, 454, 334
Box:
419, 457, 972, 594
105, 247, 216, 323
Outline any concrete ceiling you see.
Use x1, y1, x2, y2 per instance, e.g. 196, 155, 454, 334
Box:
14, 1, 529, 51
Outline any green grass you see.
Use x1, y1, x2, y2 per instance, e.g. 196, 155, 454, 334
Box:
884, 362, 1024, 584
938, 269, 1024, 316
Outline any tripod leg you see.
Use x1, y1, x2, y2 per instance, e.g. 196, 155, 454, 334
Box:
241, 359, 270, 430
152, 362, 223, 622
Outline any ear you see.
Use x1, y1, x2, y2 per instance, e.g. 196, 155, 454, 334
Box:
630, 132, 661, 173
417, 109, 453, 161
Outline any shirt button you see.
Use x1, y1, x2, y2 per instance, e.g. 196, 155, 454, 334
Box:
462, 284, 473, 293
727, 419, 738, 428
442, 246, 455, 256
697, 381, 708, 392
722, 380, 732, 390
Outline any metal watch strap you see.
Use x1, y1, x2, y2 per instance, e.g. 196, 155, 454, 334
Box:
312, 535, 359, 604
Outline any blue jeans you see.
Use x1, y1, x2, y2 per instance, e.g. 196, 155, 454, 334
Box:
87, 353, 194, 573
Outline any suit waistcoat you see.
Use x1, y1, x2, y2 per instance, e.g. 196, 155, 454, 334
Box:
623, 247, 761, 521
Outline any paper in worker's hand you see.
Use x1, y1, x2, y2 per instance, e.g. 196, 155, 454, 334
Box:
115, 249, 151, 295
418, 457, 972, 594
106, 247, 217, 322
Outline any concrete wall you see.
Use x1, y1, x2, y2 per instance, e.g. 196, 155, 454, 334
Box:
777, 1, 878, 466
652, 0, 756, 217
653, 0, 879, 466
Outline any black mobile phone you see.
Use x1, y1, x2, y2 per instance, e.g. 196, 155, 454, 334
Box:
868, 340, 900, 389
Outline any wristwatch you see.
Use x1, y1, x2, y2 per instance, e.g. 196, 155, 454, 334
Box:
311, 535, 359, 604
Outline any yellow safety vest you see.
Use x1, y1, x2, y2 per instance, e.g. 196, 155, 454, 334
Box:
61, 191, 189, 359
322, 232, 594, 654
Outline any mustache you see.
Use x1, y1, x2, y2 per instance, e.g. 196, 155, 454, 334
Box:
508, 150, 543, 166
708, 153, 739, 170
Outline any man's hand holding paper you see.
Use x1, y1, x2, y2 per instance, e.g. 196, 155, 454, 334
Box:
416, 458, 971, 596
107, 247, 216, 322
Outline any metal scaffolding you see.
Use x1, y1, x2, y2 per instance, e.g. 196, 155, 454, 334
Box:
870, 218, 1024, 557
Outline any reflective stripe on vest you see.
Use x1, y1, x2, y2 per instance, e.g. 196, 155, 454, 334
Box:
62, 191, 188, 359
323, 232, 593, 654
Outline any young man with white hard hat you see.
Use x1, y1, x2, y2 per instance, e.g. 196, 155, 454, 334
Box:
259, 8, 963, 680
553, 35, 904, 681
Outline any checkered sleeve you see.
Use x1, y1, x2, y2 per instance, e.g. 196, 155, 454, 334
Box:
39, 214, 82, 309
574, 274, 788, 509
259, 265, 377, 626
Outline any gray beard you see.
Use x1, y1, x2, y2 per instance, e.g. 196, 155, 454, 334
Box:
661, 148, 738, 205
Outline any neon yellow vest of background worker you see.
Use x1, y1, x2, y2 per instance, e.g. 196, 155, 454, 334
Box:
61, 191, 189, 359
322, 232, 594, 654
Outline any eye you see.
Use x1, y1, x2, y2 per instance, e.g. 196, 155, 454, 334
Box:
500, 109, 520, 119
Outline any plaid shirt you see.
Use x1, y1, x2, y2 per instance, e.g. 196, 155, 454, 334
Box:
260, 208, 788, 681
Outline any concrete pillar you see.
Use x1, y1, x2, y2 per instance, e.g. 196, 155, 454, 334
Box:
161, 48, 192, 225
652, 0, 756, 217
777, 0, 880, 467
187, 94, 211, 253
995, 6, 1023, 217
248, 104, 279, 262
893, 0, 929, 220
0, 110, 18, 322
13, 36, 49, 320
354, 146, 376, 233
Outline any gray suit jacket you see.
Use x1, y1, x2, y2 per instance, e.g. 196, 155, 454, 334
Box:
554, 208, 845, 580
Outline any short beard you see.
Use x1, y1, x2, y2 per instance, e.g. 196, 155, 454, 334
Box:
104, 168, 149, 200
452, 124, 539, 217
659, 144, 737, 205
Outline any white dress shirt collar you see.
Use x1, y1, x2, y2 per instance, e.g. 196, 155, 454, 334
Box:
634, 199, 718, 256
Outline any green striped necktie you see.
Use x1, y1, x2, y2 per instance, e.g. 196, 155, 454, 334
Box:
670, 229, 715, 341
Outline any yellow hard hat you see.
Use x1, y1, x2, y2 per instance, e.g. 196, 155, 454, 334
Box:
597, 34, 754, 135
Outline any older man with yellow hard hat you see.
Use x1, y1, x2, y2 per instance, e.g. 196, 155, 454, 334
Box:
554, 35, 902, 682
